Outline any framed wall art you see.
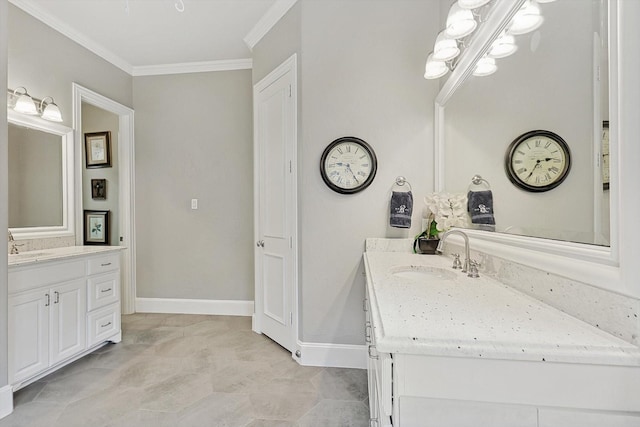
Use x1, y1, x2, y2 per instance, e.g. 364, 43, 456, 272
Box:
84, 131, 112, 168
91, 179, 107, 200
84, 210, 109, 245
602, 121, 610, 190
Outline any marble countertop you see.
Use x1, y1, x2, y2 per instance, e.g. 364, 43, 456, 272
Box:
8, 245, 124, 267
364, 250, 640, 366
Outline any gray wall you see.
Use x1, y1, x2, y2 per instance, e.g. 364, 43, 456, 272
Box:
8, 4, 133, 127
82, 103, 120, 246
8, 124, 62, 227
254, 0, 440, 345
1, 0, 9, 390
133, 70, 254, 301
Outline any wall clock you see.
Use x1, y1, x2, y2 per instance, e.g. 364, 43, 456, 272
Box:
320, 136, 377, 194
505, 130, 571, 192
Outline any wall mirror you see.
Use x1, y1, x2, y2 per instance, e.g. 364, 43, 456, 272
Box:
8, 110, 75, 239
435, 0, 615, 266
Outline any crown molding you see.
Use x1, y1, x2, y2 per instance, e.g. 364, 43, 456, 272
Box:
132, 59, 253, 77
9, 0, 134, 75
244, 0, 298, 50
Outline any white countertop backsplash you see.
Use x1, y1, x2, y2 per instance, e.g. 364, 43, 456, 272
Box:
364, 240, 640, 366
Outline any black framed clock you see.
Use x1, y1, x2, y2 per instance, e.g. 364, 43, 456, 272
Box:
320, 136, 377, 194
505, 130, 571, 193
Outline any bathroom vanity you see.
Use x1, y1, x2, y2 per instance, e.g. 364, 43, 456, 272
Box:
8, 246, 123, 390
364, 239, 640, 427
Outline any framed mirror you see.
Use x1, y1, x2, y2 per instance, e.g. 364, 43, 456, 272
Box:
434, 0, 620, 287
8, 110, 75, 239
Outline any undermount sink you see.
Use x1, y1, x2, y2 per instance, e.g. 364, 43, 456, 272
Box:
391, 266, 458, 281
9, 251, 51, 259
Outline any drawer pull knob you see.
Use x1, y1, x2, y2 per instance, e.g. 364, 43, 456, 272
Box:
45, 293, 50, 307
54, 291, 59, 304
101, 262, 112, 267
101, 321, 112, 328
100, 288, 112, 293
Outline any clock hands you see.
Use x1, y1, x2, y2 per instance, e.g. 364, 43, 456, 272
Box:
345, 164, 360, 184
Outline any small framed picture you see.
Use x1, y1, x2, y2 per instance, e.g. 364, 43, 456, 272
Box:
91, 179, 107, 200
84, 131, 112, 168
84, 210, 109, 245
602, 121, 610, 190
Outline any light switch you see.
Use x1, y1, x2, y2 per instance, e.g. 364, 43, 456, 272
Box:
191, 199, 198, 210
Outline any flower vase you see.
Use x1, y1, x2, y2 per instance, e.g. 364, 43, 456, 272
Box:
417, 237, 440, 255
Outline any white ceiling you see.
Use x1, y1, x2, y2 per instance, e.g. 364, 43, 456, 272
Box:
9, 0, 290, 75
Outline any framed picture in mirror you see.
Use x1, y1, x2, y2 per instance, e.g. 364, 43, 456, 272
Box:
85, 131, 111, 168
84, 210, 109, 245
602, 121, 610, 190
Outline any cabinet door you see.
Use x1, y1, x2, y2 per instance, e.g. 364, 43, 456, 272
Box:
9, 289, 49, 383
50, 279, 86, 365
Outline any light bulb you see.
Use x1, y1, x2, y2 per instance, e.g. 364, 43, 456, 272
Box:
424, 54, 449, 79
508, 0, 544, 35
12, 87, 38, 115
488, 33, 518, 58
433, 31, 460, 62
445, 3, 477, 39
473, 56, 497, 77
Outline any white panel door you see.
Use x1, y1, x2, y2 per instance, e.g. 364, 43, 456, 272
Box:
254, 55, 297, 352
9, 289, 49, 383
50, 279, 86, 365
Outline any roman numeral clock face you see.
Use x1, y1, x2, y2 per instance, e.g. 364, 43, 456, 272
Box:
505, 130, 571, 192
320, 137, 377, 194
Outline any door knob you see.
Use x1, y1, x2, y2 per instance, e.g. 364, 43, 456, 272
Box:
256, 240, 265, 248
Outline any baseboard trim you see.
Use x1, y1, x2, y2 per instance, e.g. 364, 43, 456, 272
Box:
0, 385, 13, 419
297, 341, 367, 369
135, 298, 254, 316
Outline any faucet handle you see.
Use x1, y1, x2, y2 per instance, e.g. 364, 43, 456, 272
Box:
468, 260, 480, 278
451, 253, 462, 270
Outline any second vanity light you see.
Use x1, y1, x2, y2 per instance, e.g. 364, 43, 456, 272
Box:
7, 87, 63, 122
424, 0, 554, 80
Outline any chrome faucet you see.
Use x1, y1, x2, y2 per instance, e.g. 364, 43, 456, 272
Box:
8, 230, 19, 254
436, 229, 479, 277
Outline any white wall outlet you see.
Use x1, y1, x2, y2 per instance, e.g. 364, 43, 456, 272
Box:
191, 199, 198, 210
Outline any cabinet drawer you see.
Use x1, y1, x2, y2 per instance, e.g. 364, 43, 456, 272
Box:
9, 260, 85, 294
87, 304, 120, 347
87, 254, 120, 276
87, 273, 119, 311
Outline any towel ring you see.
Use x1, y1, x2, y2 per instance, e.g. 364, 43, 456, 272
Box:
468, 174, 491, 191
394, 176, 412, 191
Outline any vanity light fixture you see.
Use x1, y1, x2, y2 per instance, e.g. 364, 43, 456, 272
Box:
487, 32, 518, 58
473, 56, 497, 76
424, 54, 450, 79
457, 0, 492, 10
507, 0, 545, 35
12, 87, 38, 115
445, 3, 478, 39
39, 97, 63, 122
433, 31, 461, 62
7, 88, 64, 122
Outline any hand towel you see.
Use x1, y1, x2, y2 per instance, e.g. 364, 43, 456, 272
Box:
467, 190, 495, 225
390, 191, 413, 228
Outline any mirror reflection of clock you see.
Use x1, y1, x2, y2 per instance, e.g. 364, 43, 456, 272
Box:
505, 130, 571, 193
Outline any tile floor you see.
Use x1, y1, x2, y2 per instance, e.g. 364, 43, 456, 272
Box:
0, 313, 370, 427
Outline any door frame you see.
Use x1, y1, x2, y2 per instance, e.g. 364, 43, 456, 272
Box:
72, 83, 137, 315
252, 53, 299, 358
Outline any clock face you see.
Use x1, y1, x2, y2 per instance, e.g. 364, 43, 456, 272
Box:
505, 130, 571, 192
320, 137, 377, 194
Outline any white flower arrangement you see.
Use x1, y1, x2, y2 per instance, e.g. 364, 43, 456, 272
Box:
423, 192, 469, 237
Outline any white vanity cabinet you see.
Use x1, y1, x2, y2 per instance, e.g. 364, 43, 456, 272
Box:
363, 247, 640, 427
8, 248, 122, 390
365, 288, 393, 427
